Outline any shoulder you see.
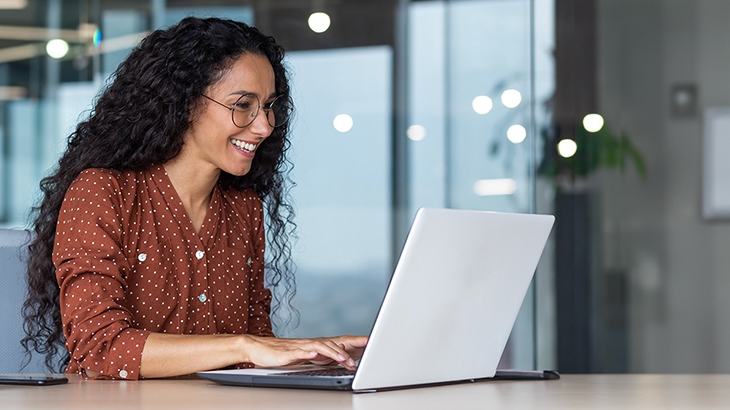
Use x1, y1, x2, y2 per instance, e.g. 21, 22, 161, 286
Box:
71, 168, 141, 187
66, 168, 144, 200
73, 168, 122, 184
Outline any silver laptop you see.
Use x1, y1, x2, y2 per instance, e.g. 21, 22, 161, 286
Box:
198, 208, 555, 392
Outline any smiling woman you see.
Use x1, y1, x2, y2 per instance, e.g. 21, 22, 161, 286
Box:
20, 17, 366, 380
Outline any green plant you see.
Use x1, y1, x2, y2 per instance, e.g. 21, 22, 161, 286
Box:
538, 123, 647, 181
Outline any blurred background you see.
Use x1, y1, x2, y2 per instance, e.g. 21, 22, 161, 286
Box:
0, 0, 728, 374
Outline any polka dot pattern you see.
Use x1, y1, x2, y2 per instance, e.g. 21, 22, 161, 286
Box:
53, 165, 274, 380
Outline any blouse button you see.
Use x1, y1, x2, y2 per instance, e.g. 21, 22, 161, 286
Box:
195, 250, 205, 260
119, 370, 128, 379
137, 253, 147, 262
198, 293, 207, 303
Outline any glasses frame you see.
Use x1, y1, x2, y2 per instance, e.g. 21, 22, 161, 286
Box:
202, 93, 290, 128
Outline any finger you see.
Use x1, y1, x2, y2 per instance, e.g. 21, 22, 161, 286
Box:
344, 336, 369, 348
310, 358, 336, 366
257, 337, 358, 369
333, 336, 368, 356
334, 337, 368, 361
281, 349, 318, 365
305, 341, 356, 369
313, 340, 352, 363
324, 341, 360, 368
333, 335, 368, 347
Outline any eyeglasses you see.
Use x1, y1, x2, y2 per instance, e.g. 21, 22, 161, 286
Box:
203, 93, 292, 128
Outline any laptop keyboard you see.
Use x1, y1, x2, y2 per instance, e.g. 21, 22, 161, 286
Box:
279, 368, 356, 378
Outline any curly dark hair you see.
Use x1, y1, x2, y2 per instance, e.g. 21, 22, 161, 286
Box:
21, 17, 297, 372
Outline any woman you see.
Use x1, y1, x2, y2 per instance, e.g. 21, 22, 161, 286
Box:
22, 17, 366, 380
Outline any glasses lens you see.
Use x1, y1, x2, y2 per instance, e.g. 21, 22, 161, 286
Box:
231, 94, 259, 128
267, 97, 292, 128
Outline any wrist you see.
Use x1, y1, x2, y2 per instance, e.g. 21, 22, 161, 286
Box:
237, 334, 255, 364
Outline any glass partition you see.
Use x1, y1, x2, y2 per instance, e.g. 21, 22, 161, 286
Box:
284, 46, 393, 337
408, 0, 555, 370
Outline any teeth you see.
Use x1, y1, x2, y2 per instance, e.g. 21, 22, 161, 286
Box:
232, 140, 257, 152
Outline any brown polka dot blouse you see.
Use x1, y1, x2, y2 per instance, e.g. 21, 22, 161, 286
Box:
53, 165, 274, 380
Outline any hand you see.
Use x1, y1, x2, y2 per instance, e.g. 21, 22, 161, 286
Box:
240, 335, 368, 370
309, 335, 368, 366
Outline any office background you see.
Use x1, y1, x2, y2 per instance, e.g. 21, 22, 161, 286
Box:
0, 0, 727, 375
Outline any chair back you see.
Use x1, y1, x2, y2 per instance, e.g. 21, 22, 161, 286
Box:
0, 229, 48, 372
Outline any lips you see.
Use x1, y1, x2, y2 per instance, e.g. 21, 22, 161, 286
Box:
232, 139, 257, 153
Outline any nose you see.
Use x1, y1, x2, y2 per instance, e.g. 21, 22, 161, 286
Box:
249, 107, 274, 137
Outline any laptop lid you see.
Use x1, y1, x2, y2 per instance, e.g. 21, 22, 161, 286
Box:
198, 208, 554, 391
351, 208, 554, 390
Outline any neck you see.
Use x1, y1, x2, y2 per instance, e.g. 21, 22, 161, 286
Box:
163, 154, 221, 231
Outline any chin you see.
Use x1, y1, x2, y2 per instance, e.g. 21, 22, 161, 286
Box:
227, 166, 252, 177
227, 170, 251, 178
220, 159, 253, 177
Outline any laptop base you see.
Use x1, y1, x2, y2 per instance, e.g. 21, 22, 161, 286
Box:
197, 369, 560, 392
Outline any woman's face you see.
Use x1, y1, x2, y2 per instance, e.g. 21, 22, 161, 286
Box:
183, 53, 277, 177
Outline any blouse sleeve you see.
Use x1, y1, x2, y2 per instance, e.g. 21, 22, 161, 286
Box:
53, 170, 150, 380
246, 194, 274, 337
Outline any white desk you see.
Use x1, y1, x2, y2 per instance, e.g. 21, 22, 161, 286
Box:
2, 374, 729, 409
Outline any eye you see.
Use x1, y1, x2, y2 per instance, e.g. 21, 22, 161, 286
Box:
234, 101, 253, 110
232, 94, 258, 112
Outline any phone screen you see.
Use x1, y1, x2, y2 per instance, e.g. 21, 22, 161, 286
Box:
0, 374, 68, 386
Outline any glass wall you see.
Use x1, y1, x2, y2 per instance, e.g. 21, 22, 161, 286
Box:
0, 0, 553, 370
284, 46, 392, 338
407, 0, 555, 370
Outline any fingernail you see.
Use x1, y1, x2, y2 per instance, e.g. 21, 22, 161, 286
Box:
338, 354, 346, 361
348, 359, 355, 366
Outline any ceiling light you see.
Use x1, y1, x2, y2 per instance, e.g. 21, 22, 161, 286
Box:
308, 12, 331, 33
0, 0, 27, 9
558, 139, 578, 158
407, 125, 426, 141
472, 95, 493, 115
473, 179, 517, 196
46, 39, 69, 59
583, 113, 604, 133
506, 124, 527, 144
333, 114, 353, 132
501, 89, 522, 108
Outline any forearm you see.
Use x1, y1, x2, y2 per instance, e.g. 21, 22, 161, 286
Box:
138, 333, 367, 378
140, 333, 248, 378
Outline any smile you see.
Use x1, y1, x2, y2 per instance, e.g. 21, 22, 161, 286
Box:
231, 139, 257, 153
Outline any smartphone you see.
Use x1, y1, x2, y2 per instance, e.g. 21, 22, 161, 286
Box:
0, 374, 68, 386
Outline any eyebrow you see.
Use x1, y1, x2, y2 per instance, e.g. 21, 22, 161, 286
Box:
229, 90, 278, 99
